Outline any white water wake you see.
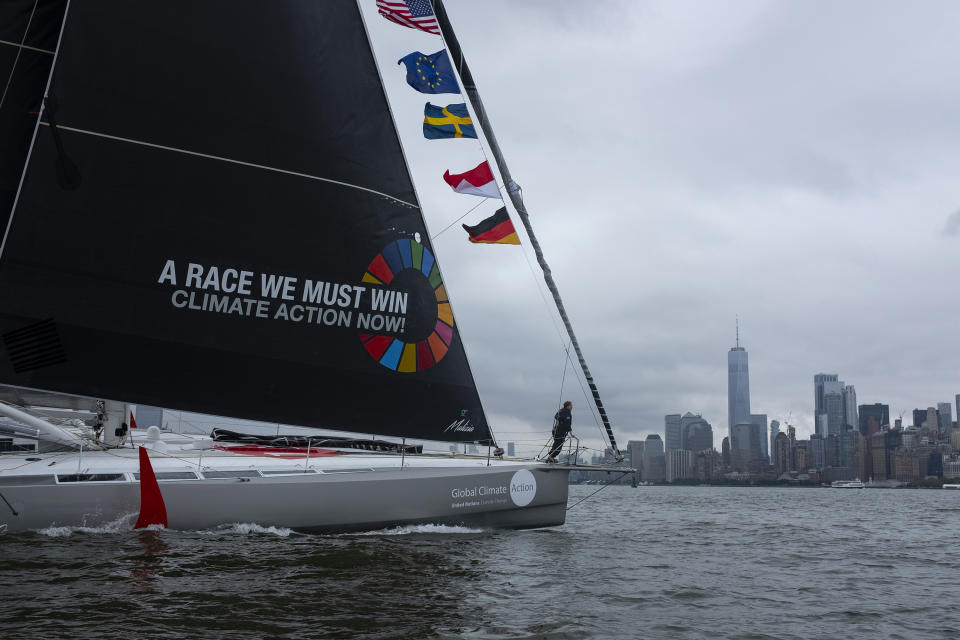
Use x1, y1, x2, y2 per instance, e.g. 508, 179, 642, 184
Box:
36, 513, 138, 537
31, 520, 481, 538
210, 522, 295, 537
349, 523, 485, 536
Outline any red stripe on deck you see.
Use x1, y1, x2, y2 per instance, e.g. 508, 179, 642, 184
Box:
213, 445, 341, 459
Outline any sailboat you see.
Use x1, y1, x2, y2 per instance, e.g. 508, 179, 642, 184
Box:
0, 1, 624, 534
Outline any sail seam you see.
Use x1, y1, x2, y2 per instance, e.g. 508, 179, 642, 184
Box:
0, 38, 54, 55
0, 0, 71, 264
37, 122, 420, 209
0, 1, 42, 113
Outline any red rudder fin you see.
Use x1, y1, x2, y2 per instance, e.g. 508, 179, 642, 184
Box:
134, 446, 168, 529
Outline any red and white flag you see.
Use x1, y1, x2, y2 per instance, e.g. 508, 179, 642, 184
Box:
376, 0, 440, 35
443, 161, 500, 198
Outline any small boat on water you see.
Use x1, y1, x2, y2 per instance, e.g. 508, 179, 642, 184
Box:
943, 484, 960, 490
831, 479, 865, 489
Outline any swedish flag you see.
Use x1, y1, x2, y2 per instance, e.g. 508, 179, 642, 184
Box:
423, 103, 477, 140
398, 50, 460, 94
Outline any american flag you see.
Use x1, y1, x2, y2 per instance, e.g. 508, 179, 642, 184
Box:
376, 0, 440, 35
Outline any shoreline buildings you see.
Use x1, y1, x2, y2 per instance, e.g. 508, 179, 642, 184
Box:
604, 330, 960, 487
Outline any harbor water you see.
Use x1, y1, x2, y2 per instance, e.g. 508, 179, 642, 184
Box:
2, 485, 959, 639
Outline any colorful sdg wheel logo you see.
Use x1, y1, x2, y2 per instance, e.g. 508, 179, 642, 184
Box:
359, 238, 454, 372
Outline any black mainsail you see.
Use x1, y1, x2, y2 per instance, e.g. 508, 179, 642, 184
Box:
0, 2, 492, 444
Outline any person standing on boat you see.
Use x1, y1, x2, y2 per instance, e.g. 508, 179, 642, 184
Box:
547, 401, 575, 463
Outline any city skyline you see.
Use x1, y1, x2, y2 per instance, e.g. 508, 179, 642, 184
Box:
627, 382, 959, 485
685, 343, 957, 448
603, 315, 959, 450
645, 335, 959, 461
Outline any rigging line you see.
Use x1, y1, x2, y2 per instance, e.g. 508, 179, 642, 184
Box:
514, 224, 568, 345
566, 470, 632, 511
0, 0, 40, 112
0, 491, 19, 516
502, 187, 583, 372
0, 38, 53, 55
0, 0, 71, 264
35, 122, 420, 210
431, 194, 489, 239
503, 199, 570, 350
556, 341, 570, 408
0, 449, 73, 473
563, 345, 608, 444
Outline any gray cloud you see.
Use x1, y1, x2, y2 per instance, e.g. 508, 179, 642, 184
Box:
945, 210, 960, 236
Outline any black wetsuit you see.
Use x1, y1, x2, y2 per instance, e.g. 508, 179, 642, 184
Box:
549, 407, 572, 459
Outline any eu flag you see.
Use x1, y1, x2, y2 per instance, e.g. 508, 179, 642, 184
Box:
399, 50, 460, 94
423, 103, 476, 139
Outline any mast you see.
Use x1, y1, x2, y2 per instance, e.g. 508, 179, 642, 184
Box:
431, 1, 621, 458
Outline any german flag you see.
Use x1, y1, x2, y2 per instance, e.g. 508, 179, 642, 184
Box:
462, 207, 520, 245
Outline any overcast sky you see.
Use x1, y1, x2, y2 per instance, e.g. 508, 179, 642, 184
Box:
358, 1, 960, 457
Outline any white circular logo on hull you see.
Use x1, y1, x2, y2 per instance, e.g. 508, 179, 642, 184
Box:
509, 469, 537, 507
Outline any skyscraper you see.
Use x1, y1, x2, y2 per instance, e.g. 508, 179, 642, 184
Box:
664, 414, 682, 451
665, 449, 693, 482
924, 407, 938, 430
858, 403, 889, 437
810, 433, 825, 469
627, 440, 645, 472
823, 391, 845, 438
750, 413, 768, 462
842, 385, 857, 431
769, 419, 780, 465
728, 326, 751, 433
773, 432, 790, 476
814, 374, 840, 436
642, 434, 665, 482
680, 412, 713, 451
730, 423, 762, 471
937, 402, 953, 430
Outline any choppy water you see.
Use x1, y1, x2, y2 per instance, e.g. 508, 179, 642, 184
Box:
2, 485, 960, 639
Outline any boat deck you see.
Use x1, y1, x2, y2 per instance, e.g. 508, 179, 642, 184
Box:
0, 428, 628, 481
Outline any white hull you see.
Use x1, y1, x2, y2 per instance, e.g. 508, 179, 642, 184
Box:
0, 430, 571, 534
